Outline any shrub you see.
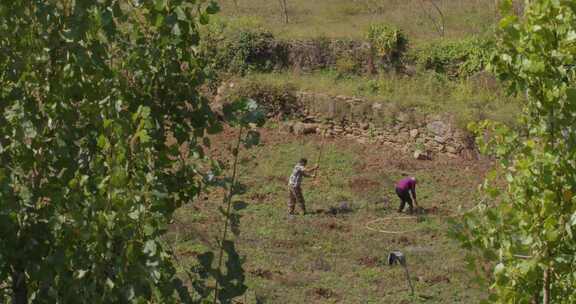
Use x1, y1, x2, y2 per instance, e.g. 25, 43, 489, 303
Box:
228, 30, 287, 73
366, 24, 408, 64
201, 20, 287, 74
226, 81, 299, 118
335, 53, 361, 76
410, 36, 495, 77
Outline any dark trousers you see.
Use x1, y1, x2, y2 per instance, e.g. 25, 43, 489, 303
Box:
288, 186, 306, 214
395, 187, 414, 213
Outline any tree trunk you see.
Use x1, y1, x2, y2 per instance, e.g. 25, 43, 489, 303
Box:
367, 49, 376, 75
418, 0, 445, 38
542, 268, 550, 304
11, 268, 27, 304
428, 0, 445, 37
278, 0, 289, 24
531, 282, 540, 304
494, 0, 500, 24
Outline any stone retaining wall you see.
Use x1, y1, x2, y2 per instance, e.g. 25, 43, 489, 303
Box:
281, 92, 478, 160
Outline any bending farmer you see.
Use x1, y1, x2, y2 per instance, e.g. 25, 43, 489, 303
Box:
288, 158, 318, 215
395, 177, 418, 214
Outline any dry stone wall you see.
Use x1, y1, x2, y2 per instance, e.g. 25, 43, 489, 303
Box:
282, 92, 478, 160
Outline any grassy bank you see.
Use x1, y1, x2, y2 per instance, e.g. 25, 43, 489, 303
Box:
228, 71, 520, 128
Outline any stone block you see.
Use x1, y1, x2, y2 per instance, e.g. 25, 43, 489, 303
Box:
427, 121, 448, 136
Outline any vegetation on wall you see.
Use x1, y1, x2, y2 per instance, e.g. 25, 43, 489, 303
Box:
202, 20, 287, 74
367, 24, 408, 65
222, 81, 299, 119
410, 36, 495, 77
202, 17, 492, 79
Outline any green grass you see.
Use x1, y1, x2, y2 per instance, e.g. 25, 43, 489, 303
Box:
170, 129, 493, 303
232, 70, 521, 128
216, 0, 497, 43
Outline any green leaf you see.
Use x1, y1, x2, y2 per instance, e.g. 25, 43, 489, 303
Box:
143, 240, 158, 256
76, 269, 88, 279
106, 278, 115, 289
155, 13, 165, 27
206, 1, 220, 15
518, 259, 536, 275
155, 0, 167, 11
172, 23, 181, 36
174, 6, 186, 21
199, 12, 209, 25
242, 130, 260, 149
494, 262, 505, 275
97, 135, 108, 149
566, 87, 576, 103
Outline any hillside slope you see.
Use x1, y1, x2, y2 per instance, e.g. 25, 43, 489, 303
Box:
218, 0, 499, 43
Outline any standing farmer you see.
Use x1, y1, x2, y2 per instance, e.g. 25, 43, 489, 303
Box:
288, 158, 318, 215
395, 177, 418, 214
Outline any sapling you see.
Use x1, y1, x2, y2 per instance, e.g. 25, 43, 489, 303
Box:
212, 98, 266, 304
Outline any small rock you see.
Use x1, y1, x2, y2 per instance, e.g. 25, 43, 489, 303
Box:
397, 113, 409, 123
399, 131, 410, 140
360, 122, 369, 130
305, 124, 319, 134
434, 136, 446, 144
427, 121, 448, 136
410, 129, 419, 138
446, 145, 458, 154
339, 201, 352, 211
280, 122, 294, 134
372, 103, 383, 111
304, 115, 316, 123
414, 150, 430, 160
292, 122, 305, 135
293, 122, 318, 135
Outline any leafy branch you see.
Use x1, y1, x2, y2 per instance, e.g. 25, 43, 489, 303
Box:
457, 1, 576, 303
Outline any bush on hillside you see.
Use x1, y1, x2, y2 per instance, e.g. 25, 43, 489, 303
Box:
229, 30, 288, 72
202, 20, 288, 73
366, 24, 408, 65
335, 53, 363, 76
201, 20, 493, 79
410, 37, 495, 77
226, 81, 299, 118
287, 36, 334, 71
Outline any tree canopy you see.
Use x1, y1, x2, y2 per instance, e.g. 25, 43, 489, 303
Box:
460, 1, 576, 303
0, 1, 228, 302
